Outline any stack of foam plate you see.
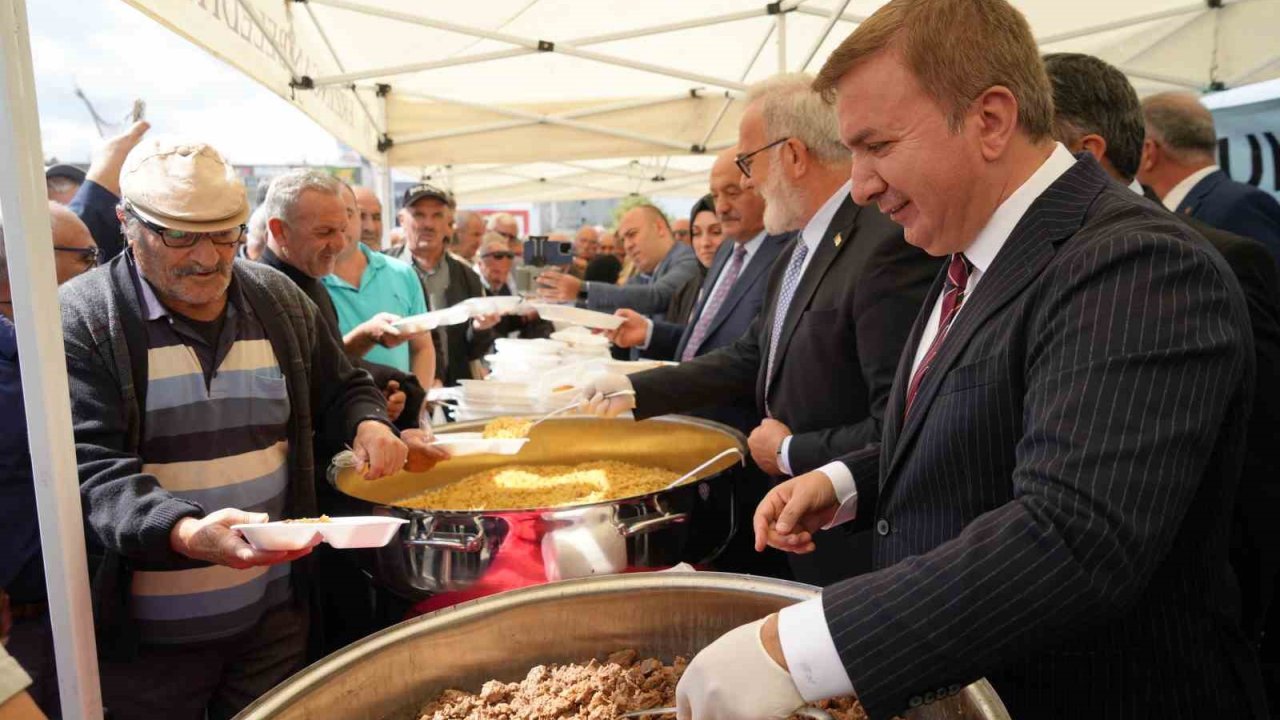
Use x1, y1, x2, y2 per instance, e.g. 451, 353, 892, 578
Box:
450, 379, 580, 422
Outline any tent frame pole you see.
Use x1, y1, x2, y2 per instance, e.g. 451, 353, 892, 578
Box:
1035, 3, 1206, 45
394, 91, 696, 151
300, 2, 385, 135
776, 11, 787, 72
304, 0, 748, 93
793, 6, 866, 24
800, 0, 853, 71
0, 1, 102, 718
393, 93, 696, 146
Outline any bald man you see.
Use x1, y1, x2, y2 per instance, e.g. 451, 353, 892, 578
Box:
538, 205, 698, 317
1138, 91, 1280, 268
1, 203, 98, 717
352, 186, 384, 250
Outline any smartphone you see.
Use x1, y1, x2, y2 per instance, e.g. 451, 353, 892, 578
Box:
523, 235, 575, 267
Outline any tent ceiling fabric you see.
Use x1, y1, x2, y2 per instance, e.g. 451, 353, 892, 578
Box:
122, 0, 1280, 204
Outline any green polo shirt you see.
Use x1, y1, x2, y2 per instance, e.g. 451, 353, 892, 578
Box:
322, 244, 428, 372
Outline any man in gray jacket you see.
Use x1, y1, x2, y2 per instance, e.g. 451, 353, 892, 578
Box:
537, 204, 699, 320
60, 140, 407, 719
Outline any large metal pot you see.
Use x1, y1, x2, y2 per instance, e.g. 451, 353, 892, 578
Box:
234, 573, 1009, 720
331, 416, 747, 598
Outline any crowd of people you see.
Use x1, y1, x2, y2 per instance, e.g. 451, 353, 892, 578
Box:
4, 0, 1280, 717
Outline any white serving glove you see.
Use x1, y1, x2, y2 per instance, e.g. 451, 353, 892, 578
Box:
578, 372, 636, 417
676, 617, 808, 720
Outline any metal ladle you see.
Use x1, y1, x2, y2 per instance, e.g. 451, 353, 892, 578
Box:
619, 707, 833, 719
664, 447, 745, 490
527, 389, 636, 431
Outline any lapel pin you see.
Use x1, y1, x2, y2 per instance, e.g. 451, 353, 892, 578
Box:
834, 233, 844, 248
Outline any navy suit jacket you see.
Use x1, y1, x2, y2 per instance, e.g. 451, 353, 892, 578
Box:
829, 156, 1265, 719
646, 233, 791, 361
1178, 169, 1280, 270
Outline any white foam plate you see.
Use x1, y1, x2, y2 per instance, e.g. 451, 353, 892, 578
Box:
551, 328, 611, 348
391, 306, 472, 333
461, 295, 524, 316
430, 431, 530, 456
529, 303, 625, 330
234, 517, 409, 551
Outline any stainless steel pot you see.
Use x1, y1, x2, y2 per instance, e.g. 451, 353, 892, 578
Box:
233, 573, 1010, 720
330, 416, 747, 598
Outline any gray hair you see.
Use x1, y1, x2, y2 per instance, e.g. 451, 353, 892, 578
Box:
746, 73, 847, 165
1043, 53, 1145, 181
262, 169, 344, 227
1142, 91, 1217, 163
247, 205, 269, 245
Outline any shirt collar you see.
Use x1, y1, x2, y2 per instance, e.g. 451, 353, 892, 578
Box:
799, 180, 853, 250
737, 229, 766, 256
1162, 164, 1219, 212
1128, 178, 1145, 195
963, 143, 1077, 275
324, 243, 384, 291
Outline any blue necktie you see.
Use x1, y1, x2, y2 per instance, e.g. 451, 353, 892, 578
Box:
682, 245, 748, 361
764, 237, 809, 411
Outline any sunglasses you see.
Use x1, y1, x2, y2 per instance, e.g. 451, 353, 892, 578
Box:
482, 251, 515, 260
735, 137, 790, 178
127, 206, 245, 249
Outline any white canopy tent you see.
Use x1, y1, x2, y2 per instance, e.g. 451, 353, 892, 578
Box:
4, 1, 1280, 719
116, 0, 1280, 206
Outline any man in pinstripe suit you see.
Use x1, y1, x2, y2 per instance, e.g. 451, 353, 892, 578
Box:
674, 1, 1268, 719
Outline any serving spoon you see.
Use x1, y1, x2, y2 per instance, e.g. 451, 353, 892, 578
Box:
619, 707, 833, 719
527, 389, 637, 431
664, 447, 746, 490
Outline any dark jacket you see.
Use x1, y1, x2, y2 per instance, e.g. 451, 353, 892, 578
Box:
60, 254, 389, 657
584, 241, 699, 318
1177, 168, 1280, 270
387, 246, 493, 385
1146, 184, 1280, 641
629, 196, 941, 584
68, 179, 126, 263
0, 316, 42, 603
830, 156, 1264, 719
258, 247, 424, 431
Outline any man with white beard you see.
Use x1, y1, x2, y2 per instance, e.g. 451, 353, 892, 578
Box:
579, 74, 941, 585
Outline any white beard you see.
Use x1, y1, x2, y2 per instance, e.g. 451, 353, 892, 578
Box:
760, 168, 807, 234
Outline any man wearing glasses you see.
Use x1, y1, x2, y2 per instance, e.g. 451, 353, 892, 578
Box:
58, 141, 408, 719
0, 203, 98, 717
476, 234, 552, 341
581, 74, 940, 586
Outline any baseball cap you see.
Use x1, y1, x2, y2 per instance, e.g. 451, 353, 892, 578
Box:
402, 182, 455, 210
45, 163, 86, 184
120, 140, 249, 232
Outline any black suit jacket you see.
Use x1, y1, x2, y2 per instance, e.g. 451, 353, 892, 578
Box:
827, 156, 1265, 719
1146, 184, 1280, 640
1177, 169, 1280, 270
629, 194, 941, 583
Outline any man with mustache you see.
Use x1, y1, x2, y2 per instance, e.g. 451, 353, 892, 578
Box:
59, 141, 409, 719
387, 184, 500, 385
581, 74, 941, 585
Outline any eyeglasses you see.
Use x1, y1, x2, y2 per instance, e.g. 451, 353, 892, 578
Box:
482, 251, 515, 260
127, 207, 245, 248
735, 137, 790, 178
54, 246, 99, 268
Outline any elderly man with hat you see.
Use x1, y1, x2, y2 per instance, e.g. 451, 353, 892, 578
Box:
386, 183, 500, 385
59, 140, 408, 720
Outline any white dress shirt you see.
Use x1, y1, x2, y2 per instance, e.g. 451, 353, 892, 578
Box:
778, 143, 1080, 702
773, 181, 854, 477
1160, 164, 1219, 213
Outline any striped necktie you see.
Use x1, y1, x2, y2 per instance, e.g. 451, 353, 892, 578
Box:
904, 253, 973, 418
764, 237, 810, 411
682, 245, 748, 361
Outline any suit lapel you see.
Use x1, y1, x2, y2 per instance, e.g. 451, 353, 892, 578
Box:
879, 269, 948, 477
882, 157, 1107, 485
676, 243, 731, 358
702, 233, 789, 342
767, 200, 859, 389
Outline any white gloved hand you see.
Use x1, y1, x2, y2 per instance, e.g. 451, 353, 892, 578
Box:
578, 372, 636, 418
676, 618, 807, 720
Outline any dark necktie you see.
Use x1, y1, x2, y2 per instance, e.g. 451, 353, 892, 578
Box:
904, 253, 973, 417
682, 245, 748, 361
